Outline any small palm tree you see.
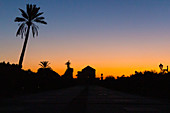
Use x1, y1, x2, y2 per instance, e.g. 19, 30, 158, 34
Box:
39, 61, 50, 69
15, 4, 47, 68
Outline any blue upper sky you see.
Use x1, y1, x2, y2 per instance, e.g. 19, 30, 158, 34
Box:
1, 0, 170, 38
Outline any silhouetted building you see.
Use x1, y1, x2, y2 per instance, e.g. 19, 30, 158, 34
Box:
76, 66, 96, 79
62, 60, 73, 79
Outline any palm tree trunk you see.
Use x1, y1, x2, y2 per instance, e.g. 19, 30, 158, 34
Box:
19, 25, 30, 68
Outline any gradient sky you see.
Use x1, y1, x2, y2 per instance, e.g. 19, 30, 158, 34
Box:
1, 0, 170, 78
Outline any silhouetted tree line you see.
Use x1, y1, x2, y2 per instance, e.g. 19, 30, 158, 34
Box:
0, 61, 169, 99
100, 71, 170, 99
0, 61, 75, 98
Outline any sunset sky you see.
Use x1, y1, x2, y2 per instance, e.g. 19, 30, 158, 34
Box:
1, 0, 170, 78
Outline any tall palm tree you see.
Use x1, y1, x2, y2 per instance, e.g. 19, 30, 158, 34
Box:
15, 4, 47, 68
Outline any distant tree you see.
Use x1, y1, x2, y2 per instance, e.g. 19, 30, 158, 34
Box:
105, 75, 115, 81
37, 61, 60, 89
39, 61, 50, 69
15, 4, 47, 68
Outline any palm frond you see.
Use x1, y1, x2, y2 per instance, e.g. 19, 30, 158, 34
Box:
34, 19, 47, 24
34, 24, 38, 36
30, 4, 33, 13
39, 64, 44, 67
32, 23, 39, 37
33, 12, 43, 19
24, 26, 28, 36
32, 5, 37, 13
31, 5, 37, 19
15, 17, 26, 22
32, 25, 35, 37
16, 23, 26, 38
39, 61, 50, 68
40, 61, 44, 64
19, 8, 28, 19
26, 4, 31, 17
32, 25, 38, 37
33, 23, 39, 29
21, 26, 27, 39
35, 17, 45, 20
32, 6, 40, 19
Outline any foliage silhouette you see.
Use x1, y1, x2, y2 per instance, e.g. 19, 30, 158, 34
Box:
37, 68, 60, 89
39, 61, 50, 69
0, 61, 169, 99
0, 62, 36, 97
37, 61, 60, 89
100, 70, 170, 99
15, 4, 47, 68
105, 75, 115, 81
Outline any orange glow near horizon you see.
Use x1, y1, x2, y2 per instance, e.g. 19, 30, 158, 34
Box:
22, 64, 161, 79
2, 34, 170, 80
21, 59, 162, 79
2, 29, 170, 79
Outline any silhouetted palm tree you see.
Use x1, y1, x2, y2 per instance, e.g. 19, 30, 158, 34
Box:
39, 61, 50, 69
15, 4, 47, 68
